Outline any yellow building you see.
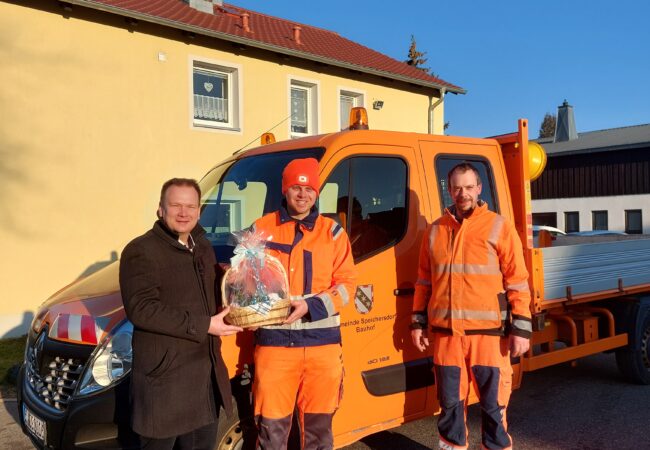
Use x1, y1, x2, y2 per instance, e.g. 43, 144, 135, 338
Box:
0, 0, 464, 337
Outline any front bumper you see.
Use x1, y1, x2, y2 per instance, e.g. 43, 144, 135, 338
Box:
18, 364, 139, 449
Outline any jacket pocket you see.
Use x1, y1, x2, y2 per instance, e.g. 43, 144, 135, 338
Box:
146, 348, 176, 379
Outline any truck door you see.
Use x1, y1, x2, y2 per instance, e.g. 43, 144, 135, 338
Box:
418, 139, 510, 219
318, 144, 433, 443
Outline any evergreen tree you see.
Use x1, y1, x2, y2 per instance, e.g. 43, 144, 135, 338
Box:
539, 113, 557, 138
405, 35, 430, 73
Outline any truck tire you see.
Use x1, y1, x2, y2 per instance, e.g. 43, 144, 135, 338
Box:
215, 401, 257, 450
213, 398, 300, 450
615, 300, 650, 385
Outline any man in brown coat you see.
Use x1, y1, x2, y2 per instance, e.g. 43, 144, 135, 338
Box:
120, 178, 242, 450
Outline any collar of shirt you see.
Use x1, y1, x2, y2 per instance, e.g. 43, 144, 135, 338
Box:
279, 200, 319, 231
445, 200, 488, 224
178, 234, 196, 252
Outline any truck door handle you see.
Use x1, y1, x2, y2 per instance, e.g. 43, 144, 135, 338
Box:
394, 288, 415, 296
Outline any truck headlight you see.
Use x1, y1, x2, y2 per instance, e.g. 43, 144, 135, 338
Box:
76, 320, 133, 396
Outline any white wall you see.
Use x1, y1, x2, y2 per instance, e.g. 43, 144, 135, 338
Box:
532, 194, 650, 233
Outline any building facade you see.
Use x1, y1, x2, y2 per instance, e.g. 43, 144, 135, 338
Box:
532, 101, 650, 234
0, 0, 463, 336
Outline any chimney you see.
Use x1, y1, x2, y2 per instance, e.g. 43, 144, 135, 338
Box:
554, 99, 578, 142
241, 13, 251, 33
185, 0, 213, 14
292, 25, 302, 45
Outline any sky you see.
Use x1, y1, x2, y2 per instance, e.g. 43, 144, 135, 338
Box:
231, 0, 650, 138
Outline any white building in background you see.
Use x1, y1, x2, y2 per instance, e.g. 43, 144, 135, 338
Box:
532, 101, 650, 234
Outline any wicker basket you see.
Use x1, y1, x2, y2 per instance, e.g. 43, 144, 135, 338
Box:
223, 297, 292, 328
220, 256, 291, 327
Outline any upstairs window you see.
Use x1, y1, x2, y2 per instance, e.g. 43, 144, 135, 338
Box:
192, 59, 240, 130
290, 79, 318, 137
339, 89, 364, 130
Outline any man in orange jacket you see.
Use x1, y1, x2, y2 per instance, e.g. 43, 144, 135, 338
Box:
411, 163, 531, 450
252, 158, 357, 449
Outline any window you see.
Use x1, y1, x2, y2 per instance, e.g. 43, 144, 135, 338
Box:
434, 157, 499, 215
339, 89, 364, 130
592, 210, 608, 230
192, 59, 240, 130
320, 157, 408, 262
290, 79, 318, 137
625, 209, 642, 234
199, 148, 325, 263
532, 212, 557, 228
565, 211, 579, 233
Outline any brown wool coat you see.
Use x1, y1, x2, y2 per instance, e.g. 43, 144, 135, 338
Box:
119, 220, 232, 438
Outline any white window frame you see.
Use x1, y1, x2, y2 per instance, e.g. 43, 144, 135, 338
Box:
337, 87, 365, 131
190, 56, 242, 132
289, 77, 319, 138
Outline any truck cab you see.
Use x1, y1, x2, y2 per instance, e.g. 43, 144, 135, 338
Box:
18, 113, 650, 449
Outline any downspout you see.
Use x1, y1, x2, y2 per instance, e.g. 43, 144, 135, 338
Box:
428, 88, 446, 134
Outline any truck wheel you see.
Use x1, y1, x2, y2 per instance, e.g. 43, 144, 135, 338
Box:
615, 303, 650, 385
214, 402, 301, 450
215, 401, 257, 450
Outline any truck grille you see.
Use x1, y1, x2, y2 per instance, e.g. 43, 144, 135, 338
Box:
25, 332, 86, 411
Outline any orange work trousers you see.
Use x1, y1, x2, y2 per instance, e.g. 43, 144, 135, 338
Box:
253, 344, 343, 450
431, 334, 513, 450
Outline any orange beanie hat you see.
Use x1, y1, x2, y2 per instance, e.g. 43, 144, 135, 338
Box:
282, 158, 320, 195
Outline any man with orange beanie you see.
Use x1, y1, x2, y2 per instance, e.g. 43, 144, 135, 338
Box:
252, 158, 357, 449
411, 163, 531, 450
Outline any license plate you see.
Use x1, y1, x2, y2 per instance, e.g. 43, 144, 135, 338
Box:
23, 404, 47, 443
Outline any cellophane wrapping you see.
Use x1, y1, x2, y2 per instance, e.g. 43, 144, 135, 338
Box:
222, 230, 289, 317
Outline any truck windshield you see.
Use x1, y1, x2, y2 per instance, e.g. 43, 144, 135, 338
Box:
199, 148, 324, 263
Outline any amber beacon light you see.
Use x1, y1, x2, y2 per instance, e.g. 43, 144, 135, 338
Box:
348, 107, 369, 130
261, 132, 276, 145
527, 141, 547, 181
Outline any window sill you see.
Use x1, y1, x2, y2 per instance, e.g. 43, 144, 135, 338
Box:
193, 122, 241, 133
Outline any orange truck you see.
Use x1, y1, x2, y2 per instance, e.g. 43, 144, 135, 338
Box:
18, 110, 650, 449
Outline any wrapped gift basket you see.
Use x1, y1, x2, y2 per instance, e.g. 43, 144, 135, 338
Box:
221, 230, 291, 327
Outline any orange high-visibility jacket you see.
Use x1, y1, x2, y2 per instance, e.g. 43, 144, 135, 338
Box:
412, 202, 532, 338
253, 206, 357, 347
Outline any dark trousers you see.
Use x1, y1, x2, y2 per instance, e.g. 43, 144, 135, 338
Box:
139, 421, 218, 450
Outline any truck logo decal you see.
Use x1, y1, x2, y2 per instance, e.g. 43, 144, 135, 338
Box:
355, 284, 373, 314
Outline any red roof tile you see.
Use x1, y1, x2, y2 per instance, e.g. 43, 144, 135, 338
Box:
76, 0, 465, 93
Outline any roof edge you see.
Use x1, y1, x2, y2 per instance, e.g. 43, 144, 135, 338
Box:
71, 0, 466, 94
546, 141, 650, 156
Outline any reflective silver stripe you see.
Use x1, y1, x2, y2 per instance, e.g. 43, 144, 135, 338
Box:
331, 223, 343, 240
485, 214, 505, 270
501, 309, 508, 320
487, 215, 505, 249
411, 314, 427, 324
319, 292, 337, 316
506, 281, 529, 292
335, 284, 350, 306
434, 263, 502, 275
429, 224, 439, 251
290, 294, 312, 300
512, 318, 533, 332
263, 314, 341, 330
429, 308, 500, 321
416, 278, 432, 286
